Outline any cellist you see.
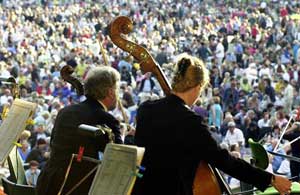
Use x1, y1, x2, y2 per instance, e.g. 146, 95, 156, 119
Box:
132, 53, 291, 195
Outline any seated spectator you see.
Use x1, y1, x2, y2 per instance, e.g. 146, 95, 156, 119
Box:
120, 66, 132, 86
0, 89, 12, 106
220, 112, 234, 136
247, 92, 260, 112
275, 110, 288, 129
258, 111, 271, 129
266, 139, 285, 173
26, 138, 49, 169
139, 72, 156, 93
28, 121, 50, 148
19, 130, 32, 143
277, 150, 291, 177
25, 160, 41, 186
17, 139, 31, 162
223, 121, 245, 149
240, 77, 251, 93
118, 56, 133, 72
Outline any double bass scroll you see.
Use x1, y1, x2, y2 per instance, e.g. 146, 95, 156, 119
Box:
60, 65, 84, 96
109, 16, 171, 96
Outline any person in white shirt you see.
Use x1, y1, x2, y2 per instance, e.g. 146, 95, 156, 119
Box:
215, 39, 225, 69
0, 89, 12, 106
258, 111, 271, 129
0, 62, 11, 78
245, 61, 258, 85
223, 121, 245, 148
25, 160, 41, 186
277, 158, 291, 177
259, 62, 272, 79
283, 79, 294, 113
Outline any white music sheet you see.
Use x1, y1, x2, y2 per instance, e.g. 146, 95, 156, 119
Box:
0, 99, 36, 164
89, 143, 144, 195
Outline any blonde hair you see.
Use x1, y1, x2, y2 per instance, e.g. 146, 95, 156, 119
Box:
172, 54, 209, 93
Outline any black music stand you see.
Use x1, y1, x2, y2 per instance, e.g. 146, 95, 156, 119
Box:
57, 154, 101, 195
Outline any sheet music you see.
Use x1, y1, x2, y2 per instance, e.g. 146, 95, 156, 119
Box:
0, 99, 36, 164
89, 143, 145, 195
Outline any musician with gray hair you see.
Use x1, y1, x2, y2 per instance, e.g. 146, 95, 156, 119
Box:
36, 66, 123, 195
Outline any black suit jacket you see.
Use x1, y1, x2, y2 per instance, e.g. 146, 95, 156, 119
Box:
36, 96, 122, 195
133, 94, 272, 195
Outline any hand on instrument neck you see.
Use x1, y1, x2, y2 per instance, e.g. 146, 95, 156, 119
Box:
271, 174, 292, 195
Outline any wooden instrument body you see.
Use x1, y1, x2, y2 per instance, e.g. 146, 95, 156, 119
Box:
193, 162, 223, 195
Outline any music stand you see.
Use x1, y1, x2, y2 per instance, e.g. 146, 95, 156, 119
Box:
0, 99, 36, 164
57, 154, 101, 195
88, 143, 145, 195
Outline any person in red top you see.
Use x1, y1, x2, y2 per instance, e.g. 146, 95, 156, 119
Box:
280, 6, 289, 17
251, 24, 259, 40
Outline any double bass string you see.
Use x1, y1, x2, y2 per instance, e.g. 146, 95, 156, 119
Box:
98, 31, 131, 130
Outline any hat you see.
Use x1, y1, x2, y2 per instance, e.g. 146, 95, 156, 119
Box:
228, 121, 236, 127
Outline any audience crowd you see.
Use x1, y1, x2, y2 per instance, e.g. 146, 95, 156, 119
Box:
0, 0, 300, 188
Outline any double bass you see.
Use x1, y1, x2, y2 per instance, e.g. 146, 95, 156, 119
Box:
109, 16, 230, 195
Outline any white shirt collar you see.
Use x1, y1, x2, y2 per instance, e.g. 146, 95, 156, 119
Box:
98, 100, 108, 112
